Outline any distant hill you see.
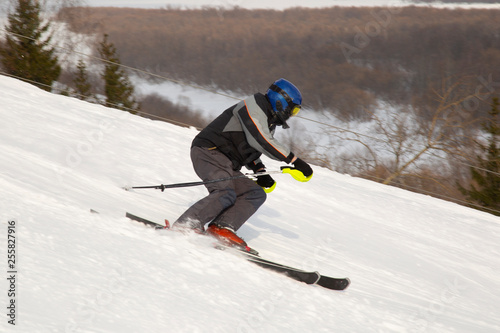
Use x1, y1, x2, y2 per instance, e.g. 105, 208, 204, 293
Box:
57, 6, 500, 121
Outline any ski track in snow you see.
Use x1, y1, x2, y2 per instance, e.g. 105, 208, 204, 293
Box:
1, 75, 500, 332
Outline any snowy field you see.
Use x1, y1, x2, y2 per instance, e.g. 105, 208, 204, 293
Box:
1, 75, 500, 332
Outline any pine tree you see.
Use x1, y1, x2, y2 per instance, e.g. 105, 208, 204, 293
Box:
0, 0, 61, 92
73, 59, 92, 100
98, 34, 138, 113
459, 97, 500, 216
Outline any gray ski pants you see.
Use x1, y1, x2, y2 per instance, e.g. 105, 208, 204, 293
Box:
173, 146, 266, 231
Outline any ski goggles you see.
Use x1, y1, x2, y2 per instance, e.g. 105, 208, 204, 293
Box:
290, 104, 301, 117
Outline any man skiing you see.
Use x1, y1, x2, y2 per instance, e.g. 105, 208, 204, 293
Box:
172, 78, 313, 252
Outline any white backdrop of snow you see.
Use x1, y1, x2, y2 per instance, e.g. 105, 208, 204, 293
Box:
1, 75, 500, 332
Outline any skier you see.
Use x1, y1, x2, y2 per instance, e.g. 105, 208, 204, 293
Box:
171, 78, 313, 252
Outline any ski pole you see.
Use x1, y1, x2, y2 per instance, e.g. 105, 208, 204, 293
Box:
124, 170, 283, 192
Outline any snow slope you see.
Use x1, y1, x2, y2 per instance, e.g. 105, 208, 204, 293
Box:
1, 74, 500, 333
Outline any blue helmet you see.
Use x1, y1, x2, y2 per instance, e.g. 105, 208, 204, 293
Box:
266, 78, 302, 129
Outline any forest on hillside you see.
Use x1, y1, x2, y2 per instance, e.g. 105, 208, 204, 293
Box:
57, 6, 500, 122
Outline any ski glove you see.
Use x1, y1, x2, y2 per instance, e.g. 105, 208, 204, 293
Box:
256, 174, 276, 193
282, 158, 313, 182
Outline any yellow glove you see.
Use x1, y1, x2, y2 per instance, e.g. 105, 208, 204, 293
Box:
256, 174, 277, 193
281, 167, 313, 182
281, 158, 313, 182
262, 182, 277, 193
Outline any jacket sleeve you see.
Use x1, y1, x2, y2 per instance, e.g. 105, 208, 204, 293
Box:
235, 96, 295, 163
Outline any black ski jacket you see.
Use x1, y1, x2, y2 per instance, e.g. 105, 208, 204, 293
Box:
192, 93, 295, 171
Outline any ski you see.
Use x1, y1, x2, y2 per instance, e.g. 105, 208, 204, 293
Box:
125, 212, 169, 229
235, 250, 350, 290
125, 212, 350, 291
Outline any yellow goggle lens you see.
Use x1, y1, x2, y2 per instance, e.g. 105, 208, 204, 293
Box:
291, 105, 301, 117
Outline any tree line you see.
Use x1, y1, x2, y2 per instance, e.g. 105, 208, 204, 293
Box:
57, 6, 500, 122
0, 0, 138, 112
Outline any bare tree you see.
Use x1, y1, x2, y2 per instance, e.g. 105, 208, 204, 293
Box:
319, 76, 488, 189
380, 76, 486, 185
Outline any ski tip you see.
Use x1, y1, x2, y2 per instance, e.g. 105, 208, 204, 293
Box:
337, 277, 351, 291
315, 275, 351, 291
164, 219, 171, 229
343, 277, 351, 290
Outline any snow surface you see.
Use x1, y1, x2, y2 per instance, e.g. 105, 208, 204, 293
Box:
1, 74, 500, 333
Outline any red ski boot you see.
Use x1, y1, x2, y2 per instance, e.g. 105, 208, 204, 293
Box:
206, 224, 258, 255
